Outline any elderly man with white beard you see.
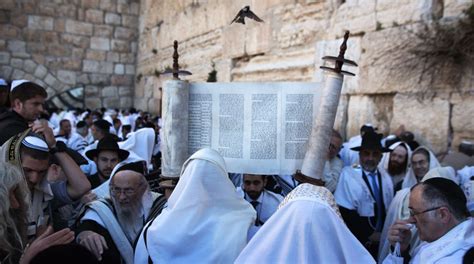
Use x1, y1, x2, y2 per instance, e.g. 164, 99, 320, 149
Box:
76, 161, 167, 264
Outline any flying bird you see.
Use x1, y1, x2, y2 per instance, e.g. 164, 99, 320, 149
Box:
230, 6, 264, 25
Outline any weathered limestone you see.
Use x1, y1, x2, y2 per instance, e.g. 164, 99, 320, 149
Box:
391, 94, 450, 154
0, 0, 138, 109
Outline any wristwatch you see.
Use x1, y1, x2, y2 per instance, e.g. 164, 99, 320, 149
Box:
49, 141, 67, 154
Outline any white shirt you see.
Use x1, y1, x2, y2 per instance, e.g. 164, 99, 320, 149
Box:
335, 166, 394, 217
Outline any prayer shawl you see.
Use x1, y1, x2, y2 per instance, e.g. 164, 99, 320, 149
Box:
85, 200, 134, 264
118, 127, 155, 168
401, 146, 440, 189
378, 167, 458, 262
235, 183, 376, 263
134, 148, 256, 264
0, 129, 55, 238
458, 166, 474, 214
379, 141, 412, 187
383, 218, 474, 264
335, 166, 393, 218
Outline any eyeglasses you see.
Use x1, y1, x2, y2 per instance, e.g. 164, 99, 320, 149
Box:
409, 206, 443, 217
110, 186, 139, 196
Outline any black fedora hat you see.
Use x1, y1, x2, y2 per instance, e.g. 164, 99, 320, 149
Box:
351, 130, 391, 152
85, 136, 129, 160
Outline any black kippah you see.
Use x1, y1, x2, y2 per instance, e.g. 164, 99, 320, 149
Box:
423, 178, 467, 205
93, 119, 111, 131
76, 120, 87, 128
115, 160, 147, 175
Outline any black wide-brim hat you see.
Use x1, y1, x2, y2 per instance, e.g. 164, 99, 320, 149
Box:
351, 130, 391, 152
85, 136, 129, 161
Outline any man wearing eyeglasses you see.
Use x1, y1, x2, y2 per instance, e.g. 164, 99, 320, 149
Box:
76, 161, 167, 263
384, 178, 473, 263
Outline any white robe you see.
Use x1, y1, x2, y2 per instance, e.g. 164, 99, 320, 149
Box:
235, 183, 376, 263
383, 218, 474, 264
134, 148, 255, 264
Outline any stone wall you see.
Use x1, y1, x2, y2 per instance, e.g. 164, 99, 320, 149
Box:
0, 0, 139, 109
136, 0, 474, 154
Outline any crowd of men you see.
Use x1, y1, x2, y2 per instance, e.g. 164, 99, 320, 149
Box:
0, 79, 473, 263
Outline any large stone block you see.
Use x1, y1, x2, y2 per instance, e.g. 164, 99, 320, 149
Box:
102, 86, 117, 97
56, 5, 77, 18
94, 24, 114, 37
105, 13, 121, 25
0, 66, 13, 79
0, 52, 10, 64
114, 64, 125, 74
103, 97, 120, 108
81, 0, 99, 9
83, 60, 100, 72
90, 37, 110, 51
345, 95, 393, 139
99, 61, 114, 74
8, 40, 26, 53
100, 0, 116, 12
85, 97, 102, 109
120, 97, 133, 108
11, 58, 23, 69
85, 9, 104, 23
23, 60, 36, 73
61, 58, 82, 71
65, 20, 93, 36
107, 52, 121, 62
122, 15, 138, 29
34, 65, 48, 79
118, 86, 131, 96
57, 70, 76, 84
114, 27, 136, 40
111, 40, 129, 52
89, 73, 108, 85
61, 34, 90, 48
111, 75, 133, 86
390, 93, 449, 154
452, 95, 474, 133
27, 15, 54, 30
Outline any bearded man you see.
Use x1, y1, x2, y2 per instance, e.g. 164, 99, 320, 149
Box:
379, 141, 411, 192
76, 161, 166, 263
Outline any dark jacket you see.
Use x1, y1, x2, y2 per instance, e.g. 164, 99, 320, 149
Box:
0, 110, 28, 146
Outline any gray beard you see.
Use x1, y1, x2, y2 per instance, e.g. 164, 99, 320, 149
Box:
112, 191, 154, 242
113, 199, 143, 242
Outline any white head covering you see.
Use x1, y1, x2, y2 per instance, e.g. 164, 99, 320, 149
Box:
118, 127, 155, 168
379, 141, 412, 180
10, 79, 30, 91
0, 79, 7, 86
402, 146, 440, 189
421, 166, 458, 183
134, 148, 255, 263
236, 184, 376, 264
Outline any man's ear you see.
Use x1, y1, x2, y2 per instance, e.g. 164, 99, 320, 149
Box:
438, 207, 451, 223
11, 98, 22, 110
263, 176, 268, 186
